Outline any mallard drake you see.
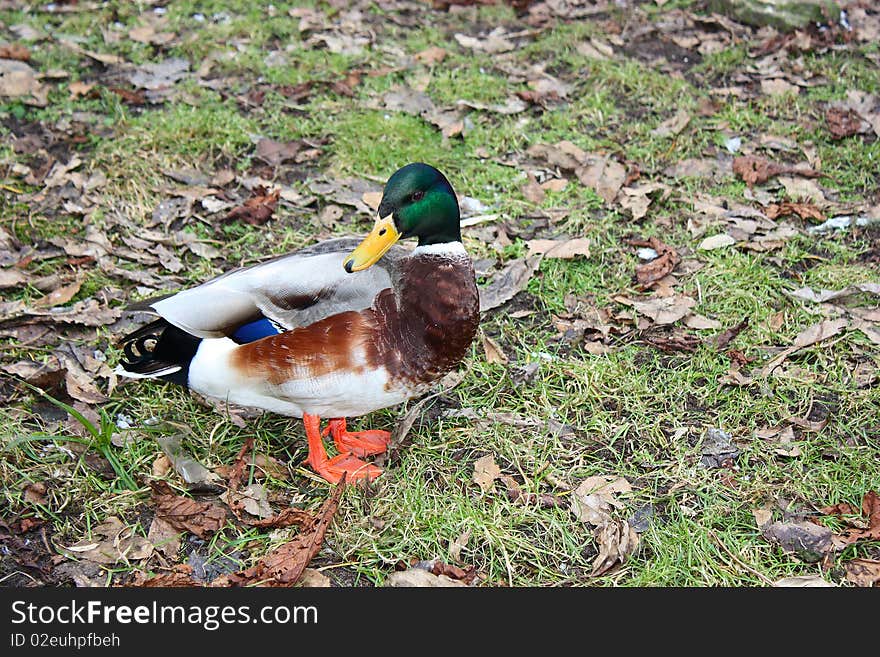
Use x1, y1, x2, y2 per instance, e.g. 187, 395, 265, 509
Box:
116, 163, 479, 483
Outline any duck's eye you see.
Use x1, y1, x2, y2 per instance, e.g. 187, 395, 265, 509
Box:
411, 190, 424, 202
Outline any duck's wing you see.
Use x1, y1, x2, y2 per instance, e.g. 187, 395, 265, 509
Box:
130, 238, 409, 339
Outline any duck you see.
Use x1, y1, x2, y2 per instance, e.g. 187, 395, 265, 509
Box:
116, 163, 480, 484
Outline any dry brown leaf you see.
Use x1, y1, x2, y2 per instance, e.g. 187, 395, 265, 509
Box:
454, 29, 515, 54
787, 283, 880, 303
684, 313, 722, 330
526, 141, 582, 171
214, 479, 345, 587
147, 516, 181, 559
825, 106, 869, 139
774, 575, 835, 587
651, 109, 691, 137
128, 25, 176, 46
431, 559, 478, 584
541, 178, 567, 193
240, 506, 314, 530
385, 568, 467, 587
0, 43, 30, 62
473, 454, 502, 492
520, 173, 546, 204
732, 155, 821, 186
591, 520, 639, 576
62, 517, 153, 565
526, 238, 590, 259
150, 481, 227, 539
0, 59, 46, 105
698, 233, 736, 250
764, 202, 824, 222
0, 268, 27, 288
361, 191, 382, 211
629, 237, 680, 289
761, 318, 849, 376
576, 154, 626, 204
664, 157, 727, 179
819, 491, 880, 547
762, 521, 832, 562
225, 186, 280, 226
570, 476, 631, 526
414, 46, 447, 64
221, 483, 272, 519
844, 559, 880, 587
480, 331, 508, 364
715, 317, 750, 351
478, 256, 542, 312
449, 529, 471, 563
844, 91, 880, 135
298, 568, 332, 587
23, 481, 47, 505
631, 294, 697, 325
753, 508, 773, 529
761, 78, 798, 97
130, 564, 199, 587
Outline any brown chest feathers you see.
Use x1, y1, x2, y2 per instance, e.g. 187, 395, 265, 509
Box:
373, 254, 480, 386
229, 252, 479, 390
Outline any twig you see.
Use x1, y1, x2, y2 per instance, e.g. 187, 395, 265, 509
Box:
709, 529, 774, 586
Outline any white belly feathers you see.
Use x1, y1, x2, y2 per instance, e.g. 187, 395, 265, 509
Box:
186, 337, 412, 418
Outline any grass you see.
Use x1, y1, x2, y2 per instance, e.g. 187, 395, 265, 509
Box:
1, 1, 878, 588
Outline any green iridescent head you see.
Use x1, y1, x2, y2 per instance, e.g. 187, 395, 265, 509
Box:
344, 163, 462, 272
379, 163, 461, 246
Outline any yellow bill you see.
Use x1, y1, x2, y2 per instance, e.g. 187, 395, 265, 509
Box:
343, 215, 400, 272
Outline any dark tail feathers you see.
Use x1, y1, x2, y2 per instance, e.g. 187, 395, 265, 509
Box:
118, 318, 201, 387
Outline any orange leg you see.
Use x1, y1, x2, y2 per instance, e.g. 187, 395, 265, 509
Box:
322, 418, 392, 457
303, 413, 381, 484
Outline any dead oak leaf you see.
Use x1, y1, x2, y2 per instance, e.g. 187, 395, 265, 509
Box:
62, 517, 153, 565
525, 238, 590, 259
150, 481, 227, 539
825, 106, 869, 140
225, 186, 280, 226
844, 559, 880, 587
0, 43, 30, 62
147, 516, 181, 559
761, 318, 849, 376
480, 331, 508, 364
591, 520, 639, 577
762, 520, 832, 562
130, 565, 200, 587
570, 475, 631, 526
255, 138, 319, 167
221, 483, 272, 520
628, 237, 680, 289
214, 478, 345, 587
715, 317, 750, 351
414, 46, 447, 65
576, 154, 626, 204
732, 155, 821, 187
764, 202, 824, 222
478, 255, 542, 313
23, 481, 47, 505
819, 490, 880, 547
385, 568, 467, 587
631, 294, 697, 325
473, 454, 502, 492
520, 172, 546, 204
32, 279, 82, 308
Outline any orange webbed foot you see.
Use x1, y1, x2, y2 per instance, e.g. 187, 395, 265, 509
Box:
311, 452, 382, 485
323, 418, 391, 457
303, 413, 383, 484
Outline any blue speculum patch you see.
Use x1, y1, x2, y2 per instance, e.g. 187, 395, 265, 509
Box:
232, 317, 284, 343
